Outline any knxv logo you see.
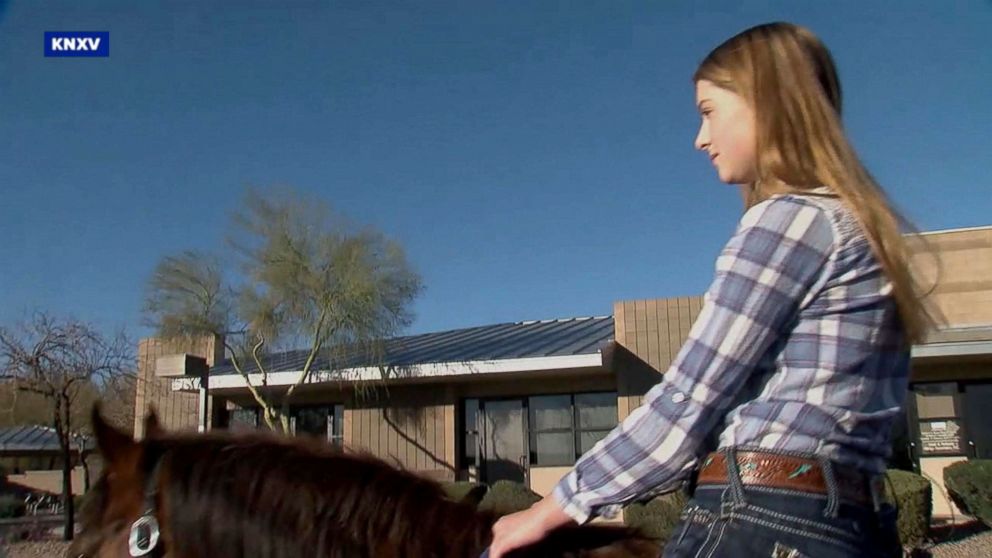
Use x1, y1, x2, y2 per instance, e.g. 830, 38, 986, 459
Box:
45, 32, 110, 57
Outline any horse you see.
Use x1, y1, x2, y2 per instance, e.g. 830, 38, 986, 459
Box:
68, 407, 661, 558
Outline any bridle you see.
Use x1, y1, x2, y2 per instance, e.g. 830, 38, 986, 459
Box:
127, 453, 165, 557
72, 453, 166, 558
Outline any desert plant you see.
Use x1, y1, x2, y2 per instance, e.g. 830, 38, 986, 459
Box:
944, 459, 992, 528
623, 491, 688, 545
477, 480, 541, 517
441, 481, 488, 506
885, 469, 932, 549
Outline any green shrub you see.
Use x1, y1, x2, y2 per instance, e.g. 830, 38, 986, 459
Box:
622, 491, 687, 545
478, 480, 541, 517
441, 481, 488, 507
944, 459, 992, 528
885, 469, 932, 548
0, 494, 25, 518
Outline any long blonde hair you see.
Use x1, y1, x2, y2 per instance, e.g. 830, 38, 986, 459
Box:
694, 22, 938, 343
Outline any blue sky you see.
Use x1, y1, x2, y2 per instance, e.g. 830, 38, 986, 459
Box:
1, 1, 990, 341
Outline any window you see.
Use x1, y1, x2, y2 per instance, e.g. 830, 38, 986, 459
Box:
291, 404, 344, 446
462, 398, 479, 467
575, 392, 617, 454
331, 404, 344, 446
529, 395, 574, 466
460, 393, 618, 469
227, 407, 260, 431
528, 392, 618, 466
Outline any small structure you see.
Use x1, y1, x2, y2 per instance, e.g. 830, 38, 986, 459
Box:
0, 425, 94, 497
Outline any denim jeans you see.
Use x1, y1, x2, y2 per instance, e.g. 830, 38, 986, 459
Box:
661, 471, 902, 557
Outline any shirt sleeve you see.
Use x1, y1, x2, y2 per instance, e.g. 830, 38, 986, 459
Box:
552, 196, 837, 523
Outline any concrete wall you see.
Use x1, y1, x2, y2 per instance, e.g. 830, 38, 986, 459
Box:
912, 227, 992, 327
919, 456, 968, 518
6, 466, 87, 496
528, 466, 570, 497
613, 296, 704, 420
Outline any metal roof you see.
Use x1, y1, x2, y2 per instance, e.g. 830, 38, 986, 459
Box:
212, 316, 614, 375
0, 425, 94, 454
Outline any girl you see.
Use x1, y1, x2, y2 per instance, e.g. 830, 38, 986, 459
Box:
489, 22, 932, 558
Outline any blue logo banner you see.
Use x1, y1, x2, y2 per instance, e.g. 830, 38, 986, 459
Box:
44, 32, 110, 57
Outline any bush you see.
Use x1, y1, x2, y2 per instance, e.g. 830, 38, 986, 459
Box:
623, 491, 687, 546
885, 469, 932, 549
944, 459, 992, 528
478, 480, 541, 517
0, 494, 25, 518
441, 481, 488, 507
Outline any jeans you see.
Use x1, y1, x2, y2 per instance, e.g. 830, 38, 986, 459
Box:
661, 466, 901, 557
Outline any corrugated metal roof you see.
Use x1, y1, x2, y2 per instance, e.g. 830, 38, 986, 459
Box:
0, 425, 94, 453
213, 316, 614, 375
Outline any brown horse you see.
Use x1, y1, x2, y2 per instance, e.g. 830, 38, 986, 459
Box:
69, 408, 660, 558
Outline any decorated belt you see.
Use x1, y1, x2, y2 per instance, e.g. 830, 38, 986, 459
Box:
696, 450, 884, 507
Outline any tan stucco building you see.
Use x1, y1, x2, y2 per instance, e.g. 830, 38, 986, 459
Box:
904, 226, 992, 518
136, 225, 991, 520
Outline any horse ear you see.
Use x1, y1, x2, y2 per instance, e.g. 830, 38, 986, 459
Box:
143, 407, 164, 438
92, 403, 136, 464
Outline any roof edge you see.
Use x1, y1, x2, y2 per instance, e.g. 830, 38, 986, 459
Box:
177, 352, 606, 392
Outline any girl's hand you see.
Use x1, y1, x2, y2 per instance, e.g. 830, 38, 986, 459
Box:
488, 495, 576, 558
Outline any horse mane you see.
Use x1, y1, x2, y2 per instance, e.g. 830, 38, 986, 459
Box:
141, 430, 483, 558
82, 429, 658, 558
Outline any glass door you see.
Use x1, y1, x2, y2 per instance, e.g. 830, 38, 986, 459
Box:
479, 399, 528, 484
963, 383, 992, 459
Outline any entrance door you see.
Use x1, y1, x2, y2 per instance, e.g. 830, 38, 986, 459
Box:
479, 399, 528, 484
963, 383, 992, 459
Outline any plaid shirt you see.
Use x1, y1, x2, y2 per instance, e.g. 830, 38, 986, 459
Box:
554, 193, 910, 523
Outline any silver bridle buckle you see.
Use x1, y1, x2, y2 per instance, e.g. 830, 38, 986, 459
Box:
128, 514, 160, 557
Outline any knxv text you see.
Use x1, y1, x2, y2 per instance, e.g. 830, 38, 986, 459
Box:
44, 32, 110, 57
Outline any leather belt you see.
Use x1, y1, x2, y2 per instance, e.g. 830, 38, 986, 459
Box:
696, 450, 884, 507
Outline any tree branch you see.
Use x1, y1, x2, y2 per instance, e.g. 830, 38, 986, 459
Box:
284, 308, 329, 402
223, 339, 278, 430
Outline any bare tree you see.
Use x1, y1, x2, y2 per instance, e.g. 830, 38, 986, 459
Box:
143, 188, 423, 432
98, 372, 137, 435
0, 384, 52, 427
0, 313, 133, 541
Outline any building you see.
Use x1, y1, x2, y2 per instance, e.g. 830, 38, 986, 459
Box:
136, 225, 991, 519
904, 225, 992, 518
0, 425, 93, 497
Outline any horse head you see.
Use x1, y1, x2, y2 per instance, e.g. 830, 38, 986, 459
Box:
68, 406, 167, 558
70, 406, 659, 558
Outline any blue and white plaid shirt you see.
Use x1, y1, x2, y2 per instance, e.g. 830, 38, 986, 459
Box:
554, 192, 910, 523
